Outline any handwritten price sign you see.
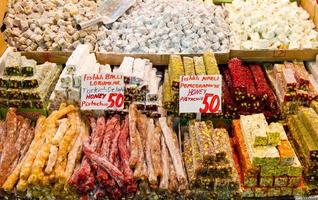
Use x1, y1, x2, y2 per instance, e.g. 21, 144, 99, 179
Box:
80, 73, 125, 110
179, 75, 222, 113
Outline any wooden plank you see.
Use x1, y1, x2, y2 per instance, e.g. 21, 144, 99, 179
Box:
230, 49, 318, 62
21, 51, 230, 66
0, 32, 7, 57
0, 0, 8, 26
301, 0, 316, 21
21, 51, 72, 65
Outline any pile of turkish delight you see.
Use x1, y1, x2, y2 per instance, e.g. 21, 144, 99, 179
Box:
232, 113, 304, 198
183, 120, 241, 199
222, 58, 280, 120
0, 51, 61, 110
265, 61, 318, 117
287, 102, 318, 195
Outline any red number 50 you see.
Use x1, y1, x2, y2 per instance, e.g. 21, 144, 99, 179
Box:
199, 93, 220, 113
107, 93, 124, 108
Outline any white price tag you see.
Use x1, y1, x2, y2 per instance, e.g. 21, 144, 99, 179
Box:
179, 75, 222, 114
80, 73, 124, 110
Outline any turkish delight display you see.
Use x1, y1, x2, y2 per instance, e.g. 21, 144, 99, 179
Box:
232, 113, 304, 198
265, 61, 318, 117
225, 0, 318, 50
0, 52, 61, 110
222, 58, 280, 120
183, 120, 241, 199
163, 52, 220, 114
287, 104, 318, 195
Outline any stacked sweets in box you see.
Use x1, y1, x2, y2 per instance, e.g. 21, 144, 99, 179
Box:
232, 113, 304, 198
222, 58, 280, 120
50, 45, 162, 116
163, 52, 219, 115
265, 61, 318, 117
287, 101, 318, 195
0, 52, 61, 110
183, 121, 241, 199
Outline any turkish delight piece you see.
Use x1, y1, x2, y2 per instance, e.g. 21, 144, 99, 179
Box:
203, 52, 219, 75
273, 64, 285, 78
8, 76, 23, 89
289, 114, 318, 163
293, 186, 305, 197
310, 101, 318, 113
266, 122, 284, 145
21, 57, 36, 77
189, 121, 204, 175
252, 146, 280, 166
307, 61, 318, 82
212, 128, 232, 162
274, 176, 288, 187
259, 176, 273, 187
0, 89, 7, 98
243, 175, 257, 187
242, 187, 254, 198
7, 89, 22, 99
298, 107, 318, 142
252, 129, 268, 146
8, 99, 22, 108
280, 187, 292, 197
194, 121, 215, 162
132, 58, 146, 84
288, 176, 302, 187
119, 57, 134, 77
183, 133, 198, 189
287, 155, 303, 177
59, 70, 73, 88
282, 68, 297, 92
268, 187, 281, 197
255, 187, 268, 198
99, 64, 111, 74
182, 57, 195, 76
278, 140, 295, 165
168, 55, 184, 89
232, 120, 259, 177
162, 71, 174, 111
5, 52, 21, 76
193, 56, 206, 75
66, 44, 90, 73
292, 61, 310, 88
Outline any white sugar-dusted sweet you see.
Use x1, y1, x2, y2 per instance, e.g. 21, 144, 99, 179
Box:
98, 0, 230, 53
226, 0, 318, 50
118, 57, 134, 77
99, 64, 112, 74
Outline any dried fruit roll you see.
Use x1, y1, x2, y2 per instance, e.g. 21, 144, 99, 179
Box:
17, 115, 46, 189
83, 142, 125, 187
151, 123, 162, 178
145, 119, 157, 188
292, 61, 310, 88
203, 52, 219, 75
53, 111, 79, 182
159, 135, 170, 190
129, 104, 139, 168
159, 117, 187, 187
168, 55, 184, 89
183, 57, 195, 76
64, 120, 88, 184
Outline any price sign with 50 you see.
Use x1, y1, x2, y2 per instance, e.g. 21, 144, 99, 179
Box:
179, 75, 222, 114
